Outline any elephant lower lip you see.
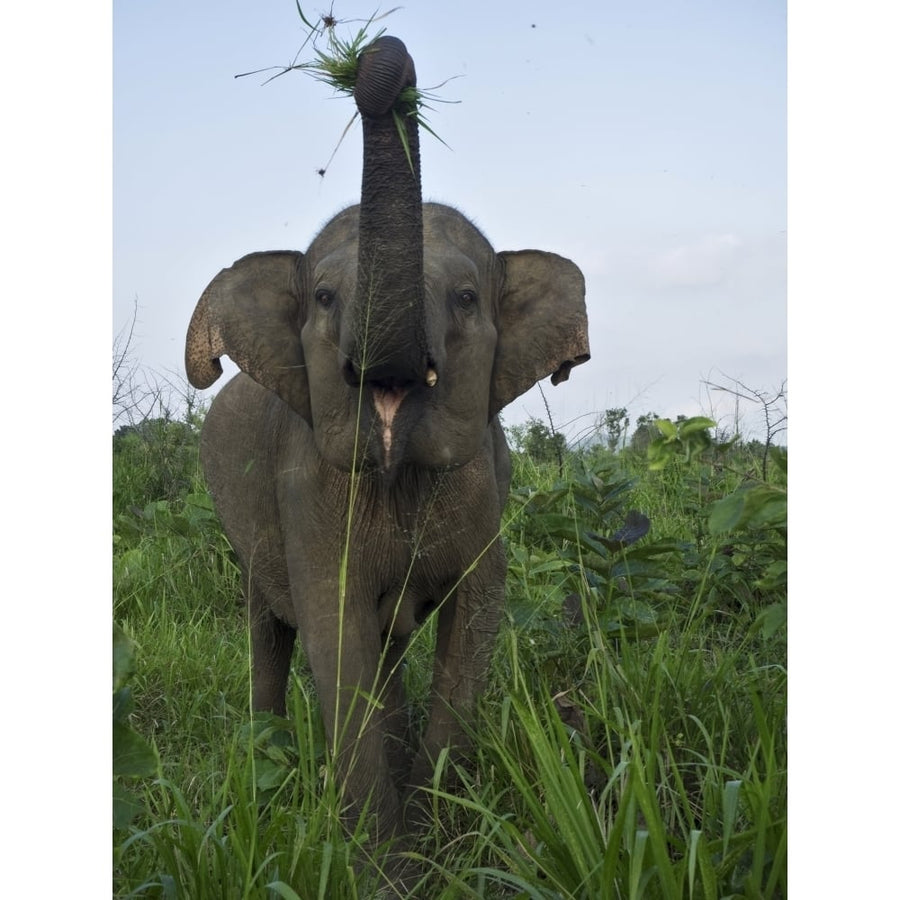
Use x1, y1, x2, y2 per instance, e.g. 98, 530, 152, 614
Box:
372, 386, 407, 425
372, 387, 408, 469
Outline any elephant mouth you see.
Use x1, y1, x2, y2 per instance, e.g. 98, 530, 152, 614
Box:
372, 386, 407, 470
344, 358, 439, 473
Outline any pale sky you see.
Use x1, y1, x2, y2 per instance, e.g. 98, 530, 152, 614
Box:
114, 0, 786, 442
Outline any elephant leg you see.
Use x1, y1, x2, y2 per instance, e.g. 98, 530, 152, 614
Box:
404, 552, 506, 824
291, 584, 402, 843
380, 632, 414, 789
248, 589, 296, 716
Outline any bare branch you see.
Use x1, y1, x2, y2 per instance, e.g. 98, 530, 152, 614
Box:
113, 299, 207, 430
702, 373, 787, 480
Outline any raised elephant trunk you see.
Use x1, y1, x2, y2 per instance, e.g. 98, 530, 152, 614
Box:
347, 36, 432, 393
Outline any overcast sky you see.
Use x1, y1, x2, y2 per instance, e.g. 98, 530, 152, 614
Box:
114, 0, 786, 442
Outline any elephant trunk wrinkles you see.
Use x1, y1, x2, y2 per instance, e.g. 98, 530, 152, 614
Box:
351, 36, 430, 391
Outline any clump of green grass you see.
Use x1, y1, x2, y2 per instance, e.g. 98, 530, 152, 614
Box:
420, 584, 785, 898
235, 5, 452, 176
273, 8, 391, 99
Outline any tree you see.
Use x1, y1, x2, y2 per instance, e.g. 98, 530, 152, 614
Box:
507, 418, 567, 467
630, 412, 660, 453
599, 407, 630, 452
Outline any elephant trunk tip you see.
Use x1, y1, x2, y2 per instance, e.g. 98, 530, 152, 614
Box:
354, 35, 417, 119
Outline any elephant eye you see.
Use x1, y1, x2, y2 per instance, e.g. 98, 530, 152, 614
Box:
456, 289, 478, 310
315, 288, 335, 309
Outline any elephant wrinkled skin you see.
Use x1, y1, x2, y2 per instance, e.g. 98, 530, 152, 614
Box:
184, 35, 589, 849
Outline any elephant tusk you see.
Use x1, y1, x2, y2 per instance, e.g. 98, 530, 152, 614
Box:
425, 368, 438, 387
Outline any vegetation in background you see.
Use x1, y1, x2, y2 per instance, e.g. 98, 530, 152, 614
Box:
113, 391, 786, 898
114, 623, 159, 832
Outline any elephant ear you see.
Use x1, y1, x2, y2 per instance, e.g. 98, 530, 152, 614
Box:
490, 250, 590, 417
185, 250, 311, 422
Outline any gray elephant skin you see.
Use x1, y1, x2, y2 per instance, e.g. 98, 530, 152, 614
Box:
185, 36, 590, 844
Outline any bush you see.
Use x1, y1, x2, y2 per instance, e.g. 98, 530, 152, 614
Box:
506, 417, 567, 466
113, 417, 202, 515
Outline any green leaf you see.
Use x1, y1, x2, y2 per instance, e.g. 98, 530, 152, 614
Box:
708, 492, 746, 535
739, 486, 786, 529
684, 431, 713, 462
185, 491, 215, 511
392, 107, 416, 175
756, 601, 786, 639
526, 512, 582, 541
253, 758, 292, 792
267, 883, 304, 900
629, 829, 649, 898
755, 558, 787, 591
687, 830, 719, 900
646, 441, 676, 471
294, 1, 318, 33
113, 623, 135, 691
113, 722, 157, 777
113, 782, 144, 830
609, 559, 665, 580
708, 484, 786, 535
721, 780, 742, 859
678, 416, 716, 436
168, 514, 192, 537
655, 418, 677, 439
317, 841, 334, 900
113, 686, 133, 724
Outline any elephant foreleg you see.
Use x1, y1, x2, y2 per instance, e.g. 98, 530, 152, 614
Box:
380, 632, 414, 789
292, 586, 403, 843
404, 554, 506, 823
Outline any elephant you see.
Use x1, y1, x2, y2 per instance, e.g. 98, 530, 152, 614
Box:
185, 35, 590, 847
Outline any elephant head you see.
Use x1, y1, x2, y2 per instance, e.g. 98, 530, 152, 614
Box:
186, 42, 588, 475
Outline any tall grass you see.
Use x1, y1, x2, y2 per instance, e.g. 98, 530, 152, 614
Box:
113, 422, 786, 898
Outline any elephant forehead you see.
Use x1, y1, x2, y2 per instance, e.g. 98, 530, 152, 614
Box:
423, 205, 492, 252
305, 203, 496, 285
312, 245, 358, 283
312, 205, 359, 242
423, 245, 481, 284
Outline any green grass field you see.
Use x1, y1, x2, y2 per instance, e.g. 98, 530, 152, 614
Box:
113, 415, 786, 899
